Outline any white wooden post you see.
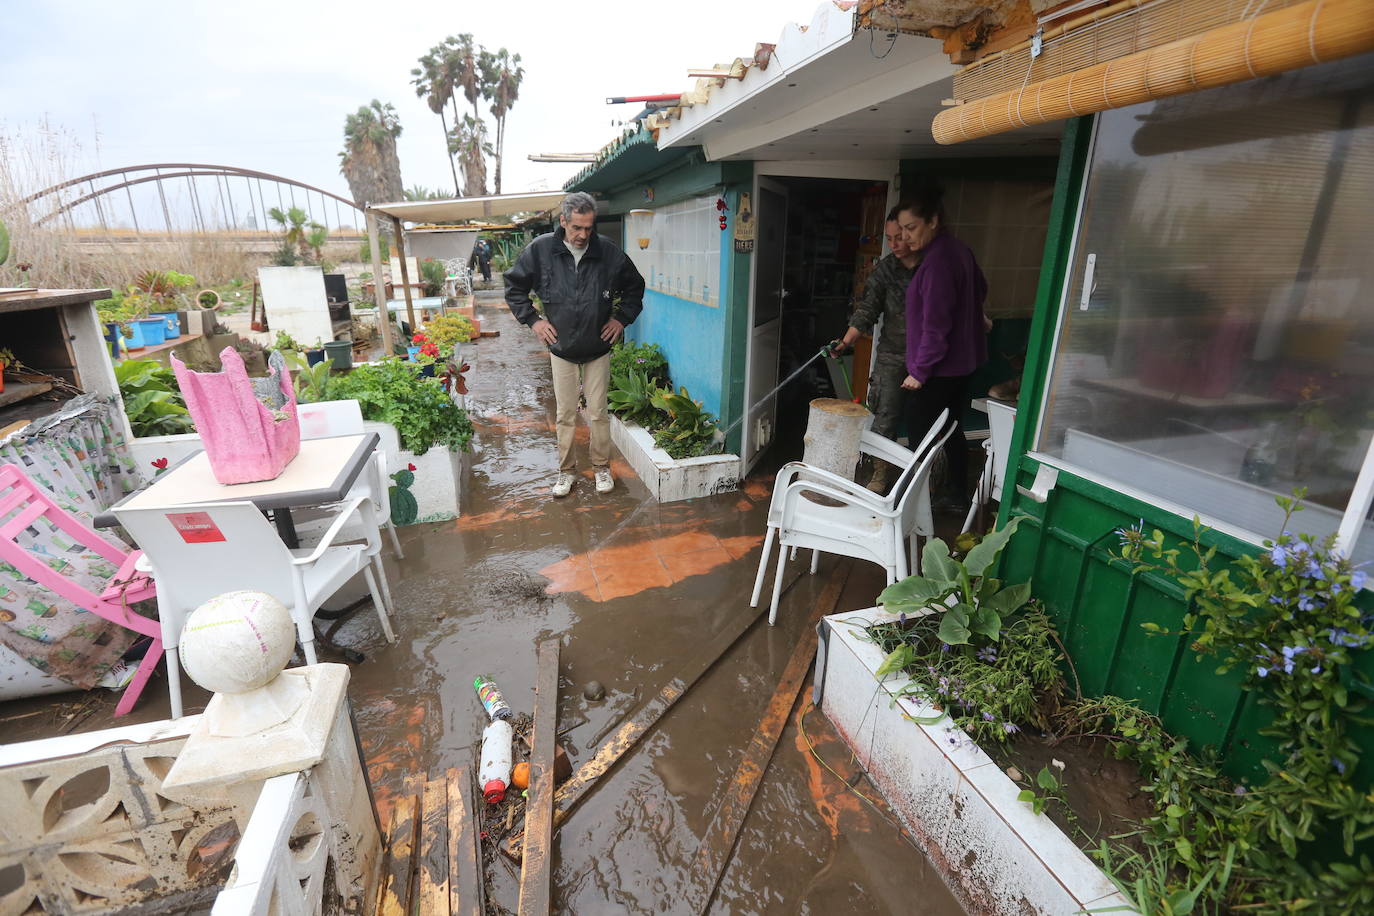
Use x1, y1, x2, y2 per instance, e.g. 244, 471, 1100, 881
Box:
802, 397, 873, 480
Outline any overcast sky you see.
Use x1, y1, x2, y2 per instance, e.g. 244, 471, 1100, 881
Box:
3, 0, 822, 226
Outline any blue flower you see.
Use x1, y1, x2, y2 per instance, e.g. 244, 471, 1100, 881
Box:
1332, 758, 1347, 775
1297, 593, 1317, 612
1257, 666, 1270, 678
1269, 544, 1289, 568
1353, 571, 1367, 590
898, 612, 908, 627
1002, 722, 1020, 735
1328, 628, 1369, 649
976, 647, 998, 663
982, 712, 995, 722
1233, 785, 1248, 796
1307, 559, 1325, 580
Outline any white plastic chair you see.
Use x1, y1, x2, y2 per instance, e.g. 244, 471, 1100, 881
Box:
115, 499, 396, 717
751, 411, 954, 625
297, 400, 404, 558
961, 399, 1017, 533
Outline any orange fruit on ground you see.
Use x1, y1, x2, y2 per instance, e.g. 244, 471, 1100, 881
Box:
511, 761, 531, 790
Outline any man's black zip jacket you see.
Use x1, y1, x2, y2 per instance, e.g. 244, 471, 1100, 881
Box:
504, 227, 647, 364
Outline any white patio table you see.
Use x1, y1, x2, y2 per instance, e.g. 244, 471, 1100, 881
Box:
95, 432, 379, 550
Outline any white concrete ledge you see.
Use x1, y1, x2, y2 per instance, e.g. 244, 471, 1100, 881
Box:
817, 608, 1133, 916
609, 414, 740, 503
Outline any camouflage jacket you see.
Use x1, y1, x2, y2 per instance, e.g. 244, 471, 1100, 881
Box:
849, 253, 917, 357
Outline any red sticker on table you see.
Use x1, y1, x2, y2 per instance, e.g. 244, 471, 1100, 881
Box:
168, 512, 227, 544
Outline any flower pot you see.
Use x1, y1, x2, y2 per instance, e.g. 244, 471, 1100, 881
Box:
103, 322, 124, 358
323, 339, 353, 370
406, 346, 422, 361
151, 311, 181, 338
134, 317, 167, 346
418, 363, 436, 378
305, 348, 326, 367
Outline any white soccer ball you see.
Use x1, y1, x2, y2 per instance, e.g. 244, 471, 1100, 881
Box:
179, 590, 297, 695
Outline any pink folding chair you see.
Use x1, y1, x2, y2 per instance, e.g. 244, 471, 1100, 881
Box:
0, 464, 163, 717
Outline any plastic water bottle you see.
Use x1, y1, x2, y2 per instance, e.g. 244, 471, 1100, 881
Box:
479, 719, 514, 804
473, 675, 513, 721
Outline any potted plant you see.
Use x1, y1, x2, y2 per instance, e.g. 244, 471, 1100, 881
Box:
304, 338, 326, 367
420, 315, 476, 357
273, 330, 300, 362
0, 347, 12, 394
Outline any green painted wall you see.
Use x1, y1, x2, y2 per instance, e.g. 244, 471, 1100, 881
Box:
995, 117, 1374, 788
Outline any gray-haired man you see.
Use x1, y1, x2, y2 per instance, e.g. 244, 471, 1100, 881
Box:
505, 192, 646, 497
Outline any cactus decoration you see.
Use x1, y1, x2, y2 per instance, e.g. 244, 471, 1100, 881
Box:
389, 464, 419, 526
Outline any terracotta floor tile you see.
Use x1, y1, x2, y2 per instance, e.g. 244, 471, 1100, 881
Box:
660, 546, 733, 583
720, 533, 765, 560
587, 540, 649, 569
593, 560, 673, 601
652, 529, 723, 556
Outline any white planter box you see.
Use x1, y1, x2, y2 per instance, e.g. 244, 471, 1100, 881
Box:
127, 422, 466, 523
608, 415, 740, 503
817, 608, 1132, 916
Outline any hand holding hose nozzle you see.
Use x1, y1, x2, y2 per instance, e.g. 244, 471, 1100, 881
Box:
825, 338, 849, 358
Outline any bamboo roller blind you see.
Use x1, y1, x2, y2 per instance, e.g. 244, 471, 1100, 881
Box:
954, 0, 1312, 102
932, 0, 1374, 145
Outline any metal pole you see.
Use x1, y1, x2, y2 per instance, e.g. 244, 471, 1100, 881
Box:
188, 176, 206, 233
367, 211, 394, 357
154, 167, 173, 232
391, 216, 417, 334
88, 179, 109, 232
223, 173, 239, 229
122, 172, 141, 234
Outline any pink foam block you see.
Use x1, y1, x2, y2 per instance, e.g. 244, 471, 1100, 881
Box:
172, 348, 301, 484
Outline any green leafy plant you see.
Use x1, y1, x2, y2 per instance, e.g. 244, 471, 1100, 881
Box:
325, 358, 473, 454
421, 315, 475, 353
273, 330, 300, 353
358, 236, 391, 264
419, 257, 447, 296
286, 352, 334, 402
1017, 765, 1064, 817
877, 518, 1029, 646
611, 340, 670, 388
649, 386, 719, 459
132, 269, 195, 304
607, 369, 660, 428
114, 359, 195, 437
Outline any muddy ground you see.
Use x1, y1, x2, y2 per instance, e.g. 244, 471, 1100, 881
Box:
3, 288, 966, 914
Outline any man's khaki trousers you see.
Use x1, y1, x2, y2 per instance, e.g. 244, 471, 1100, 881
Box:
550, 351, 611, 472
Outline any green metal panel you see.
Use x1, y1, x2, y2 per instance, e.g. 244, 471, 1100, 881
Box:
718, 175, 754, 456
602, 154, 727, 214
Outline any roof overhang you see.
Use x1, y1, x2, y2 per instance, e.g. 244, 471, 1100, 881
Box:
564, 128, 696, 194
654, 1, 1059, 160
366, 191, 568, 223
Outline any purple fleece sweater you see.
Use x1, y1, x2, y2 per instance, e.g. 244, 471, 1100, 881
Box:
904, 232, 988, 384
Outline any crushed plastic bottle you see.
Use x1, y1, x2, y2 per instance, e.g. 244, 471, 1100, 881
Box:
473, 674, 513, 721
479, 719, 514, 804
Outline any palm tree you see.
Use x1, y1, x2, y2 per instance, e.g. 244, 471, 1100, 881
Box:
305, 223, 328, 262
268, 206, 311, 259
411, 49, 462, 196
403, 185, 448, 201
338, 100, 404, 210
486, 49, 524, 195
450, 115, 491, 198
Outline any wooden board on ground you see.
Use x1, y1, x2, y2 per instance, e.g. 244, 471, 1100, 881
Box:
687, 559, 853, 912
518, 637, 561, 916
504, 574, 803, 862
448, 766, 483, 916
376, 792, 420, 916
418, 777, 449, 914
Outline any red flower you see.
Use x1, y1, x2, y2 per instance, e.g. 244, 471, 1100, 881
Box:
151, 457, 168, 470
407, 463, 417, 471
411, 332, 428, 344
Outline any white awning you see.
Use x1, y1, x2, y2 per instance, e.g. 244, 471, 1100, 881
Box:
367, 191, 567, 223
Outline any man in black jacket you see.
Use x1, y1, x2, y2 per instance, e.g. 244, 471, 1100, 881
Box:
505, 192, 646, 497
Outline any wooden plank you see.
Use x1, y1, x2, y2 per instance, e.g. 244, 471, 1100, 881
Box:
0, 381, 53, 410
503, 596, 778, 862
687, 559, 853, 912
517, 637, 561, 916
0, 419, 32, 439
448, 766, 483, 916
377, 792, 420, 916
418, 777, 450, 916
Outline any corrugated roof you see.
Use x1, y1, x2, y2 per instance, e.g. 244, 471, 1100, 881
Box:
366, 191, 567, 223
563, 126, 694, 194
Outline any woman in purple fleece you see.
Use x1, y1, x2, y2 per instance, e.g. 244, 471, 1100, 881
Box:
896, 187, 988, 510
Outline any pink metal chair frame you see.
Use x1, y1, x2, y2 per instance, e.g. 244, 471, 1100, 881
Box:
0, 464, 162, 716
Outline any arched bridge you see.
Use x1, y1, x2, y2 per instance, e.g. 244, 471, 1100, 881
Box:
17, 163, 365, 239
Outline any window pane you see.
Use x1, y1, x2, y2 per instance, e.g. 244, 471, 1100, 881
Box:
1041, 56, 1374, 556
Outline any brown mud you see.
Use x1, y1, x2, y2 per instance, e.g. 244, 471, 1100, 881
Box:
2, 289, 966, 914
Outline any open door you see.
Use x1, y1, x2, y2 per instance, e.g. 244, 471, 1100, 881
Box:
742, 178, 789, 472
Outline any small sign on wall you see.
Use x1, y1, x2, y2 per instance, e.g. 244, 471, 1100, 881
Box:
733, 192, 755, 253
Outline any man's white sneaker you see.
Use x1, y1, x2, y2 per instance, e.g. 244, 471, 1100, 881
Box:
594, 468, 614, 494
551, 472, 575, 498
